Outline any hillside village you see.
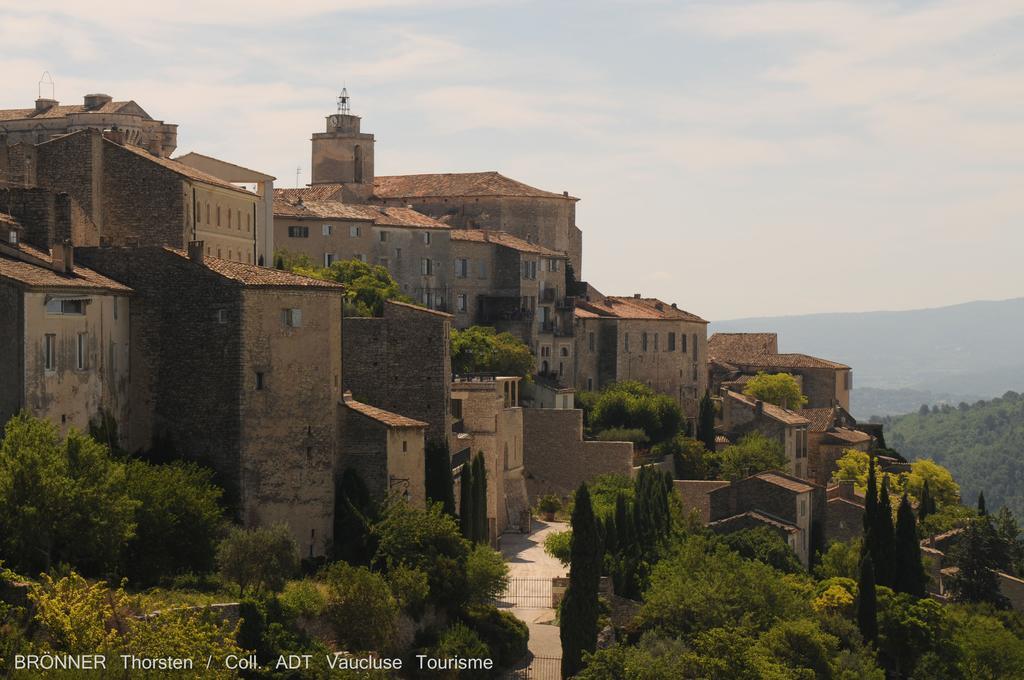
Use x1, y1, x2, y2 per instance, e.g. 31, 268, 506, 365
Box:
2, 89, 1023, 678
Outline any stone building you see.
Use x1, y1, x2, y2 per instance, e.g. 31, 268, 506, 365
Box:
825, 480, 865, 544
709, 332, 852, 410
706, 471, 825, 568
572, 293, 708, 417
342, 300, 453, 446
308, 92, 375, 203
75, 244, 345, 558
0, 219, 131, 444
272, 197, 453, 309
522, 408, 634, 503
718, 389, 811, 479
338, 392, 427, 508
1, 129, 263, 263
451, 376, 529, 542
0, 92, 177, 156
798, 405, 873, 487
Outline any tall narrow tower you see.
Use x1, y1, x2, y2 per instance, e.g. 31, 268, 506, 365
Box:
310, 88, 375, 202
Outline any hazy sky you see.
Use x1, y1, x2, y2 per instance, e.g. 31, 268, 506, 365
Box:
2, 0, 1022, 319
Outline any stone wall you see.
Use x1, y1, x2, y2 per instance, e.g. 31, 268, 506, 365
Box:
522, 408, 633, 502
0, 283, 25, 425
342, 300, 452, 445
826, 497, 864, 544
337, 404, 390, 502
0, 186, 81, 249
673, 480, 730, 523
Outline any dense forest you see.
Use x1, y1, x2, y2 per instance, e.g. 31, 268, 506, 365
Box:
882, 391, 1024, 518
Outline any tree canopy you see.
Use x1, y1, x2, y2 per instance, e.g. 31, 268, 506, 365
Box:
718, 432, 787, 481
742, 372, 808, 410
450, 326, 535, 378
584, 381, 684, 446
276, 251, 413, 316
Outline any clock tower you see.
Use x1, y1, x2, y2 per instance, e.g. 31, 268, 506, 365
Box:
310, 88, 375, 202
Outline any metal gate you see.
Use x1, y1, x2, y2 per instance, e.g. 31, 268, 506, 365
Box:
502, 656, 561, 679
497, 577, 553, 609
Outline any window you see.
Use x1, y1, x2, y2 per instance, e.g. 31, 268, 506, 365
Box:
217, 309, 228, 324
421, 290, 432, 307
45, 298, 85, 315
228, 250, 232, 261
288, 226, 309, 238
692, 334, 698, 359
624, 333, 630, 352
800, 499, 807, 517
255, 372, 265, 390
548, 258, 560, 272
227, 210, 232, 228
476, 261, 487, 278
379, 231, 389, 242
681, 333, 688, 353
541, 346, 551, 357
402, 440, 408, 453
112, 297, 118, 321
323, 224, 333, 236
654, 333, 659, 351
457, 293, 467, 313
455, 258, 469, 278
421, 258, 433, 276
76, 333, 86, 370
237, 210, 241, 229
668, 332, 675, 351
522, 260, 537, 279
589, 332, 595, 352
422, 232, 431, 245
216, 206, 221, 226
206, 203, 210, 223
844, 372, 852, 390
587, 377, 593, 391
283, 308, 302, 327
44, 334, 56, 371
642, 332, 648, 352
324, 253, 336, 267
349, 225, 361, 238
560, 347, 569, 357
246, 214, 251, 232
394, 248, 402, 260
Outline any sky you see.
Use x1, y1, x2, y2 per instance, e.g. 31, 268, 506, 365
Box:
1, 0, 1022, 319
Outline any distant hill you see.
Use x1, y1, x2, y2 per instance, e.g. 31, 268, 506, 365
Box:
712, 297, 1024, 417
882, 392, 1024, 519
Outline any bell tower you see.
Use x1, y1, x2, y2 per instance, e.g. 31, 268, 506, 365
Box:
310, 88, 375, 201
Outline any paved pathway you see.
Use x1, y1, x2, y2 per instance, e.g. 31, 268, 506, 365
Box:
501, 520, 569, 661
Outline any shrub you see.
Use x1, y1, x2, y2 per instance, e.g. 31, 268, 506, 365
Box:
465, 545, 509, 607
432, 623, 491, 680
594, 428, 650, 445
464, 606, 529, 668
387, 564, 430, 619
544, 530, 572, 567
323, 562, 398, 652
216, 525, 298, 597
537, 494, 562, 515
280, 580, 326, 619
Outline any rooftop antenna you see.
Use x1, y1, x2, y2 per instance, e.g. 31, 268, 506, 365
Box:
337, 87, 350, 115
38, 71, 55, 100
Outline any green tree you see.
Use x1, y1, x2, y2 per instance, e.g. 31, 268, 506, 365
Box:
893, 494, 927, 597
561, 483, 602, 678
121, 460, 225, 586
718, 432, 787, 481
697, 390, 717, 453
424, 440, 456, 516
719, 527, 803, 574
978, 490, 987, 515
333, 468, 378, 565
0, 413, 138, 576
459, 459, 475, 541
742, 371, 808, 409
450, 326, 535, 378
589, 381, 684, 445
465, 544, 509, 607
216, 524, 298, 597
949, 515, 1009, 608
653, 435, 708, 480
323, 562, 399, 652
432, 623, 491, 680
873, 475, 897, 587
918, 479, 935, 526
282, 256, 412, 317
857, 555, 878, 643
815, 538, 862, 580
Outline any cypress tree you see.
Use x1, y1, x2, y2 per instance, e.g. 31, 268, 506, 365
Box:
697, 391, 717, 453
874, 475, 897, 587
857, 555, 878, 644
862, 455, 878, 564
893, 494, 927, 597
950, 515, 1008, 607
424, 440, 456, 516
459, 461, 474, 540
561, 483, 602, 678
918, 479, 934, 526
472, 453, 488, 544
978, 490, 987, 516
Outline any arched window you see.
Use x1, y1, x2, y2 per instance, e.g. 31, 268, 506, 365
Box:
354, 145, 363, 183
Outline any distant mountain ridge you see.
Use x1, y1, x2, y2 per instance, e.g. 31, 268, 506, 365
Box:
711, 297, 1024, 417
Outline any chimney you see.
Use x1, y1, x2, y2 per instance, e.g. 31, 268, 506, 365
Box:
102, 127, 126, 146
83, 93, 112, 110
838, 479, 855, 500
51, 241, 74, 274
187, 240, 205, 264
34, 97, 58, 113
633, 293, 641, 299
562, 191, 569, 197
671, 302, 677, 309
754, 399, 764, 416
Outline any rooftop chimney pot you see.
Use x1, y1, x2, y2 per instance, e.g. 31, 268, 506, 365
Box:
34, 98, 58, 113
83, 93, 112, 110
187, 240, 205, 264
633, 293, 641, 299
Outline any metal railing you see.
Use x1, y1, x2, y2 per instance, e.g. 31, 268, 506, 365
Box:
502, 656, 562, 679
496, 577, 554, 609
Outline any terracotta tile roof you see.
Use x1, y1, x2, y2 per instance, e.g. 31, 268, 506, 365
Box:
825, 428, 872, 445
709, 332, 778, 358
274, 199, 449, 229
113, 142, 255, 195
0, 212, 19, 228
0, 100, 135, 121
343, 394, 427, 428
0, 243, 132, 292
449, 229, 564, 256
724, 390, 811, 426
574, 296, 707, 323
165, 248, 344, 289
797, 407, 836, 432
374, 171, 576, 200
755, 471, 816, 493
710, 511, 800, 533
733, 353, 850, 370
275, 184, 346, 202
828, 496, 866, 510
384, 299, 452, 319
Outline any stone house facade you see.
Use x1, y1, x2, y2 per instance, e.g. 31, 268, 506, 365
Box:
573, 294, 708, 418
338, 393, 427, 508
451, 376, 529, 543
798, 406, 873, 487
74, 244, 344, 558
709, 332, 852, 410
718, 390, 811, 479
342, 300, 453, 446
0, 220, 131, 444
0, 93, 177, 156
825, 480, 865, 544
